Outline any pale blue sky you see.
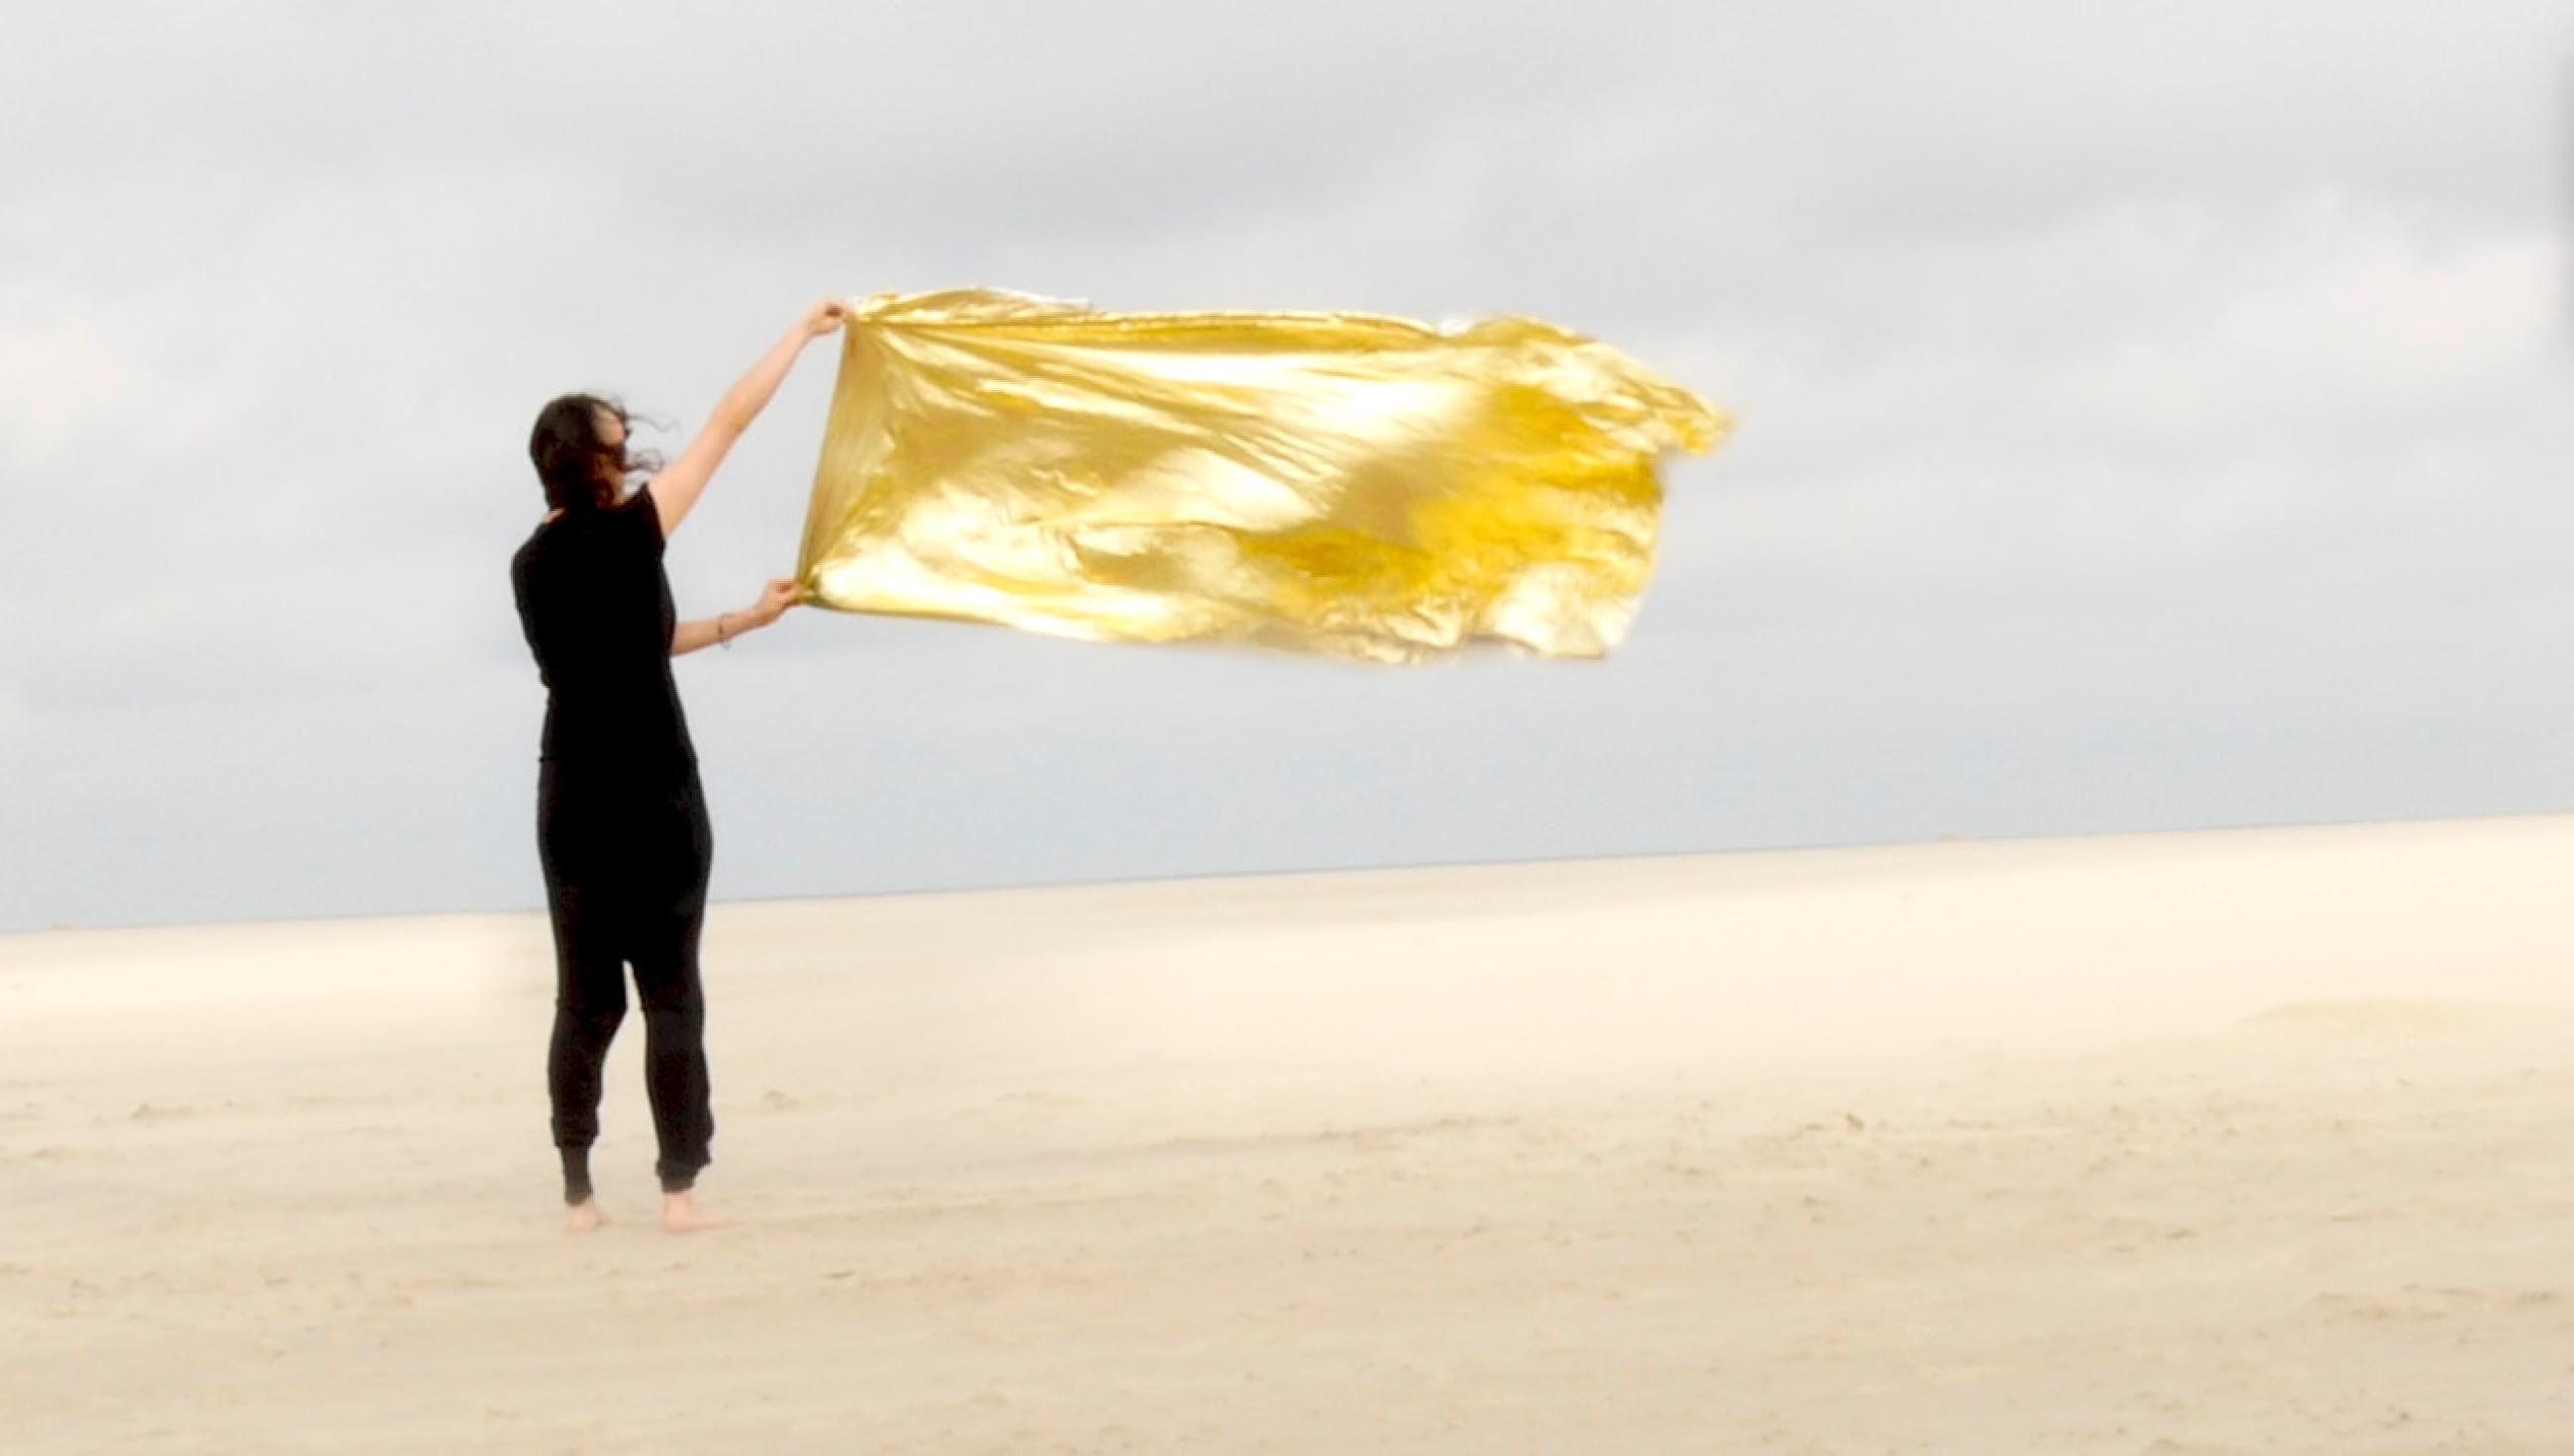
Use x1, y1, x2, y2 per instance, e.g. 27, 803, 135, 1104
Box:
3, 0, 2568, 930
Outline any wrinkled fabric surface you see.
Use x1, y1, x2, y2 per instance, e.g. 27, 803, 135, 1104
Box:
795, 289, 1728, 661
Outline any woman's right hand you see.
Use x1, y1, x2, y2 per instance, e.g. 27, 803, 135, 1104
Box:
651, 305, 849, 538
799, 299, 850, 340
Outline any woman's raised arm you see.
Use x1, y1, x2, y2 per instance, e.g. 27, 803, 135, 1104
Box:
648, 299, 848, 537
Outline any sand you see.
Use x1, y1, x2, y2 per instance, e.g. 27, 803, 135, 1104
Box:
6, 814, 2572, 1453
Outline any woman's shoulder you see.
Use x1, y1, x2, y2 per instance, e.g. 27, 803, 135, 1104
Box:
623, 482, 668, 546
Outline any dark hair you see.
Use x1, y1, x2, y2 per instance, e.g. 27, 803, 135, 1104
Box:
528, 394, 664, 514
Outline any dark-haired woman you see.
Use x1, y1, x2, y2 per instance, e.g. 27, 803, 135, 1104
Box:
510, 298, 845, 1233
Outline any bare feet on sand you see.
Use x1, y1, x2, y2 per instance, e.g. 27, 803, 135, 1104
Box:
661, 1190, 727, 1233
565, 1199, 609, 1234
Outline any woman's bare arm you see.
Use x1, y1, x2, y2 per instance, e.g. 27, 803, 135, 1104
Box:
648, 299, 849, 538
671, 579, 805, 656
669, 618, 729, 656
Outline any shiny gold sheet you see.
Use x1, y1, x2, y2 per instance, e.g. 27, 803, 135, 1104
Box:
794, 288, 1727, 661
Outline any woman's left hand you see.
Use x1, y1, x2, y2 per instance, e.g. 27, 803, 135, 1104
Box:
748, 577, 804, 627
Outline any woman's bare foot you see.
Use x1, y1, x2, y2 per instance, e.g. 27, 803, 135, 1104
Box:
661, 1190, 727, 1233
565, 1199, 609, 1234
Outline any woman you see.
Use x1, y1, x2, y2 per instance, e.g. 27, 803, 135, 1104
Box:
509, 298, 846, 1233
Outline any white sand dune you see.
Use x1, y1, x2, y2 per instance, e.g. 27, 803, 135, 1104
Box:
6, 814, 2573, 1453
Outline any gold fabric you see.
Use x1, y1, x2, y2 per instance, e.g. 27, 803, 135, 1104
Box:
794, 288, 1728, 661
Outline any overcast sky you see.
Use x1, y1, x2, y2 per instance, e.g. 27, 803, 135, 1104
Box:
2, 0, 2567, 931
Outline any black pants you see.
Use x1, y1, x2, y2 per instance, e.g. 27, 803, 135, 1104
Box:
537, 760, 716, 1201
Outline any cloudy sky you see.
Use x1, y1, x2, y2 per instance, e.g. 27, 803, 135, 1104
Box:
2, 1, 2566, 931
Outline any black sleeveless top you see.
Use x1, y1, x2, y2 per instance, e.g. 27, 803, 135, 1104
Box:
509, 484, 699, 787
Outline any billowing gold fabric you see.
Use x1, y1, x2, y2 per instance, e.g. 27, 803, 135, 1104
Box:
794, 289, 1727, 661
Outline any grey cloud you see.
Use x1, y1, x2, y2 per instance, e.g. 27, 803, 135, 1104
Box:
4, 0, 2568, 928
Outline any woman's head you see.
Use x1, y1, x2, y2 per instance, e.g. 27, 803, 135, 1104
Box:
529, 394, 661, 514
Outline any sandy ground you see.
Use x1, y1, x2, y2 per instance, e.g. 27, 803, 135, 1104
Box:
5, 814, 2572, 1454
